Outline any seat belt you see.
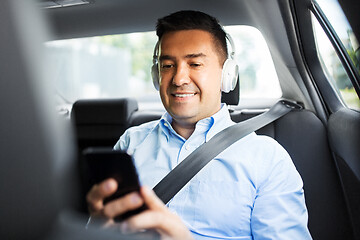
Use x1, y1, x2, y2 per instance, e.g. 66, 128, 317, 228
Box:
153, 99, 302, 204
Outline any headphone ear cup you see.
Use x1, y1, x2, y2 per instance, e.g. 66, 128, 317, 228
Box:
221, 59, 239, 93
151, 63, 160, 91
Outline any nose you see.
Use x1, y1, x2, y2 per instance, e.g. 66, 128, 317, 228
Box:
172, 63, 190, 86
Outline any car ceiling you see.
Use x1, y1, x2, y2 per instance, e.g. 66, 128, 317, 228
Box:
45, 0, 258, 39
43, 0, 313, 110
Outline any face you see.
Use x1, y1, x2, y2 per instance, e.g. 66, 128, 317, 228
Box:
158, 29, 223, 126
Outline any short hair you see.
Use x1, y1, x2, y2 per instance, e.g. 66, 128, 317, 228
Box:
156, 10, 228, 64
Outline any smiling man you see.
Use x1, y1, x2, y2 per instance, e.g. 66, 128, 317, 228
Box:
86, 10, 312, 240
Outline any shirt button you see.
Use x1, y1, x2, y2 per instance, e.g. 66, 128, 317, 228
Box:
185, 144, 190, 150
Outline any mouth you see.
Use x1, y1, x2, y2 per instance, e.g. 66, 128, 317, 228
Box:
172, 93, 196, 98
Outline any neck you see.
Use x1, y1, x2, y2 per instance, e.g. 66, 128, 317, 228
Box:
171, 120, 196, 140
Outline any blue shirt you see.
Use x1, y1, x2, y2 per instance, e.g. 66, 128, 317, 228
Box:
114, 104, 312, 240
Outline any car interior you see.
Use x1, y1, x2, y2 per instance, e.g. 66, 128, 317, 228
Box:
1, 0, 359, 239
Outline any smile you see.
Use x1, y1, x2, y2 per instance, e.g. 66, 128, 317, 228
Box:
172, 93, 196, 98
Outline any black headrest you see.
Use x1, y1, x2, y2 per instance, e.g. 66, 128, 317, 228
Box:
221, 77, 239, 105
71, 98, 138, 125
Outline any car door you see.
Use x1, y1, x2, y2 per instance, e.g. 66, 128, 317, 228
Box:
293, 0, 360, 239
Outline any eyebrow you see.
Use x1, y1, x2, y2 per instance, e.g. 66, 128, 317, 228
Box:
159, 53, 207, 61
185, 53, 207, 59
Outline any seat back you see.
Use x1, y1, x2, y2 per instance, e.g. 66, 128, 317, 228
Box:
0, 0, 81, 238
231, 109, 354, 240
71, 98, 138, 150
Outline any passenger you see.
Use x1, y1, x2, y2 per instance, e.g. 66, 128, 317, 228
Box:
86, 10, 312, 240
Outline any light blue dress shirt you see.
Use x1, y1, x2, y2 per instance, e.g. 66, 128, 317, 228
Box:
114, 104, 312, 240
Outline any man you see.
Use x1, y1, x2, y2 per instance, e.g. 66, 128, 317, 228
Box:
87, 10, 312, 240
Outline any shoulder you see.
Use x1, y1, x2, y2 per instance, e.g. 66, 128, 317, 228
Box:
246, 133, 303, 190
250, 133, 291, 165
235, 132, 294, 176
114, 120, 160, 151
125, 120, 160, 136
240, 132, 289, 156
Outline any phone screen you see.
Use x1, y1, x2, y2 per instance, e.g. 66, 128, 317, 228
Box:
83, 147, 146, 221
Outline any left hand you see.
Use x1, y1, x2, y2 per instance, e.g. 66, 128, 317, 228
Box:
119, 186, 194, 240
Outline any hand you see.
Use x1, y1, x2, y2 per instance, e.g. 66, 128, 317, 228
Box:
86, 178, 194, 240
121, 186, 194, 240
86, 178, 144, 227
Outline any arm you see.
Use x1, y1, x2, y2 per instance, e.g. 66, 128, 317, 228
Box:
251, 149, 312, 239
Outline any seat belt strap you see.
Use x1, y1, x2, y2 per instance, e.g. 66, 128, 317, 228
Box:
153, 100, 302, 204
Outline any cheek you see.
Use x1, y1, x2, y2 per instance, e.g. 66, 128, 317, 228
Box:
159, 76, 169, 94
159, 86, 168, 105
197, 69, 222, 95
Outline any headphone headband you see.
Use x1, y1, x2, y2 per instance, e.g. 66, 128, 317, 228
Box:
153, 41, 160, 65
226, 33, 236, 59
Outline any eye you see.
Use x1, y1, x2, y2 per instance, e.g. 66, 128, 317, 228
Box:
160, 61, 175, 72
161, 64, 174, 69
190, 62, 202, 68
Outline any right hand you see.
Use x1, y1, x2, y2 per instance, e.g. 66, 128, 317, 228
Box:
86, 178, 144, 227
86, 178, 194, 240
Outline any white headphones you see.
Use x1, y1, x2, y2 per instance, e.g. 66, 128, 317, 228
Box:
151, 33, 239, 93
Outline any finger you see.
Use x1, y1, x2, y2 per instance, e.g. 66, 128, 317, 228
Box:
121, 189, 194, 240
86, 178, 118, 212
103, 192, 144, 218
140, 186, 167, 211
124, 210, 192, 240
120, 210, 165, 233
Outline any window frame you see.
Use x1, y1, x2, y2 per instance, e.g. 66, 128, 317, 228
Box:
310, 1, 360, 98
291, 0, 360, 114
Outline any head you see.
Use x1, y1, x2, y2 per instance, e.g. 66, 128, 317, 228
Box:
153, 11, 237, 133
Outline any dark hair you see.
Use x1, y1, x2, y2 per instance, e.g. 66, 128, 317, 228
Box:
156, 10, 228, 63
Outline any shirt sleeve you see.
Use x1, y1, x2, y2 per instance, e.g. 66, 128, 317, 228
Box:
250, 144, 312, 240
113, 129, 129, 151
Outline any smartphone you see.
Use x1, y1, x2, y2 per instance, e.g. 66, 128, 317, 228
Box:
83, 147, 147, 221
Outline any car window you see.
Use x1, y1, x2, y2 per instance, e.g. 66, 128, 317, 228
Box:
225, 26, 282, 100
312, 0, 360, 110
46, 25, 282, 110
